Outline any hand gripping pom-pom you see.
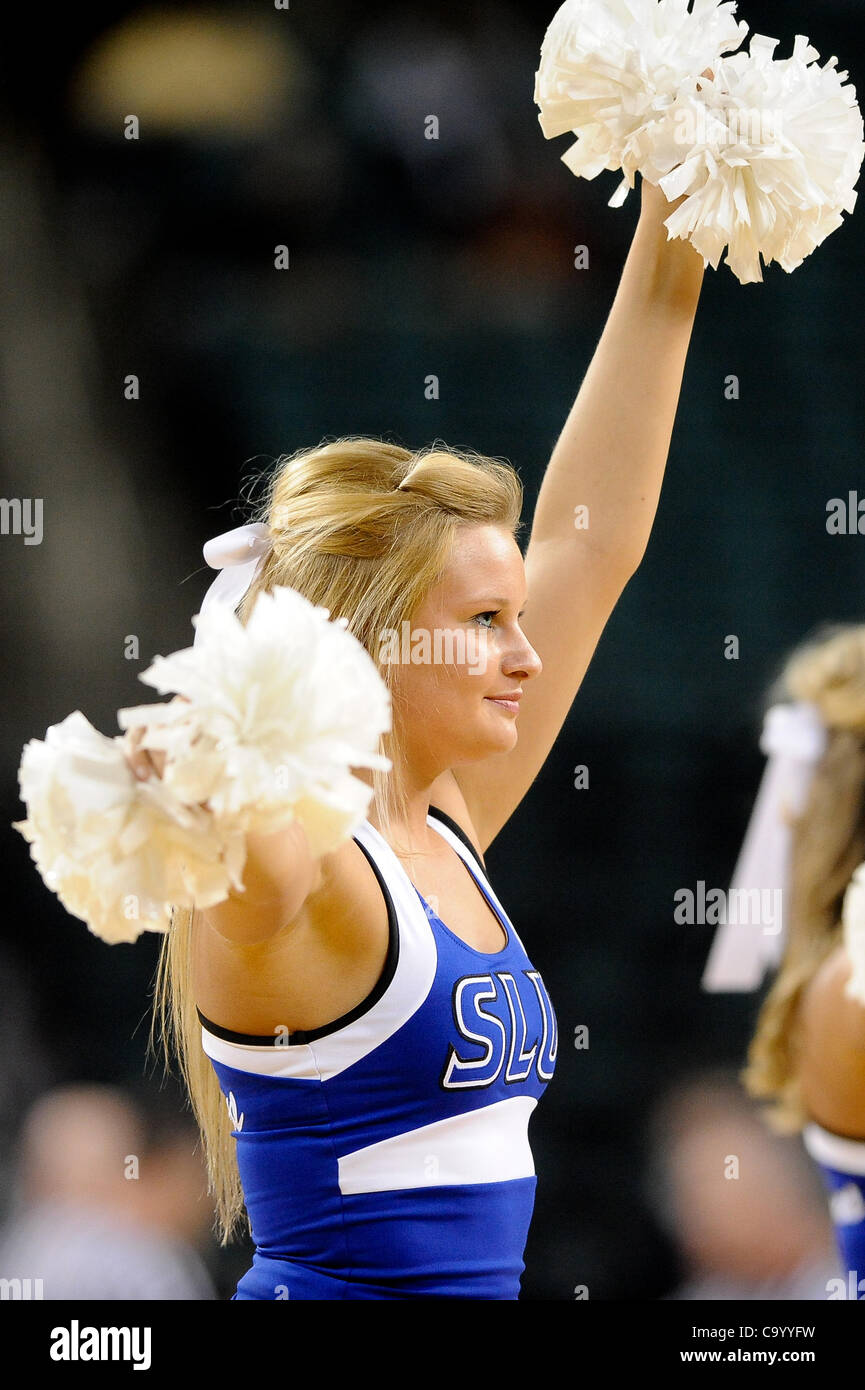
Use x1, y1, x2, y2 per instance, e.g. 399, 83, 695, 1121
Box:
13, 587, 392, 944
13, 711, 235, 944
534, 0, 865, 282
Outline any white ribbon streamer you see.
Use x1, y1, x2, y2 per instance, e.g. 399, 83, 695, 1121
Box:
701, 701, 827, 991
195, 522, 273, 646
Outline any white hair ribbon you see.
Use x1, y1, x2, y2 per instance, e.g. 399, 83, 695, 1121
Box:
194, 523, 273, 647
701, 701, 828, 992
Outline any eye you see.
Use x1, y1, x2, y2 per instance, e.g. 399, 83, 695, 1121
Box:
472, 611, 499, 629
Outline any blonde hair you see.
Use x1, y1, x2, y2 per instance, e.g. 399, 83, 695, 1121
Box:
150, 436, 523, 1243
742, 623, 865, 1131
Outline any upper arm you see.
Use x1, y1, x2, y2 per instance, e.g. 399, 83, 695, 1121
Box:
452, 535, 634, 852
800, 946, 865, 1053
798, 946, 865, 1136
200, 818, 322, 945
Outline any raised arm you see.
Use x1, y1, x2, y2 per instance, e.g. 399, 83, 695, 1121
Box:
454, 180, 706, 851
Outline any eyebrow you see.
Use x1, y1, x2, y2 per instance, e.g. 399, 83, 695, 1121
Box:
466, 597, 528, 615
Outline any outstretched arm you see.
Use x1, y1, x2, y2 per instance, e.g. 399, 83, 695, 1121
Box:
455, 180, 706, 852
528, 179, 705, 566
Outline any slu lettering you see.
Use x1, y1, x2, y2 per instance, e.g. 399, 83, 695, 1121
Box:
499, 972, 538, 1082
441, 969, 557, 1089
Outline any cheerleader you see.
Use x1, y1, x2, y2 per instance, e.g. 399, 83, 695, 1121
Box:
709, 626, 865, 1299
122, 177, 705, 1299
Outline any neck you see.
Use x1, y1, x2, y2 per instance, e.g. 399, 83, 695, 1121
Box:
354, 764, 441, 858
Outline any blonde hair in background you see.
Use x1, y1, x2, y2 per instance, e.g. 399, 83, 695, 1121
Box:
743, 623, 865, 1132
150, 436, 524, 1243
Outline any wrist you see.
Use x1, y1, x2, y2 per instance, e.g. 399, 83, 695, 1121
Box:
632, 206, 706, 310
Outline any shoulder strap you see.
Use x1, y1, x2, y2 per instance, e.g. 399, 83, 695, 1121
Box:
428, 804, 487, 874
803, 1122, 865, 1174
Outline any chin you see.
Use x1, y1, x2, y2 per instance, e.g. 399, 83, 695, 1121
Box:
482, 709, 519, 745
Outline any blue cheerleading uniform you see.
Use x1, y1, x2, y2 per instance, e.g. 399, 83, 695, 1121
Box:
802, 1122, 865, 1299
197, 807, 557, 1300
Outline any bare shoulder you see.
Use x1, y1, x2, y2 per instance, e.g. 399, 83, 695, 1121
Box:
192, 830, 390, 1034
800, 945, 865, 1054
192, 778, 483, 1033
798, 943, 865, 1138
310, 831, 389, 945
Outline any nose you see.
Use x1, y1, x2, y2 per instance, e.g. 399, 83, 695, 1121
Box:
504, 634, 542, 681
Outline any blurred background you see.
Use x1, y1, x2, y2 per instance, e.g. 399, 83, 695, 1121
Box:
0, 0, 862, 1299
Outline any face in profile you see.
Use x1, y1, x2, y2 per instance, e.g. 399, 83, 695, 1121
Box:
387, 524, 542, 781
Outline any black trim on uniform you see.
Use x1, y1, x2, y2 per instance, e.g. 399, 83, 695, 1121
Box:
196, 835, 400, 1047
428, 805, 487, 874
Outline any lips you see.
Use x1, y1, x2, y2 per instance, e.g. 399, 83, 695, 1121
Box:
485, 693, 522, 713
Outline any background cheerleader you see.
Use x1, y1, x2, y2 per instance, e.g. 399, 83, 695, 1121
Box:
739, 626, 865, 1299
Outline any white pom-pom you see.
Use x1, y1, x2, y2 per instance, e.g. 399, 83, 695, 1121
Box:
842, 862, 865, 1008
534, 1, 865, 282
118, 585, 392, 856
13, 711, 234, 944
651, 34, 865, 282
534, 0, 749, 197
15, 586, 392, 944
